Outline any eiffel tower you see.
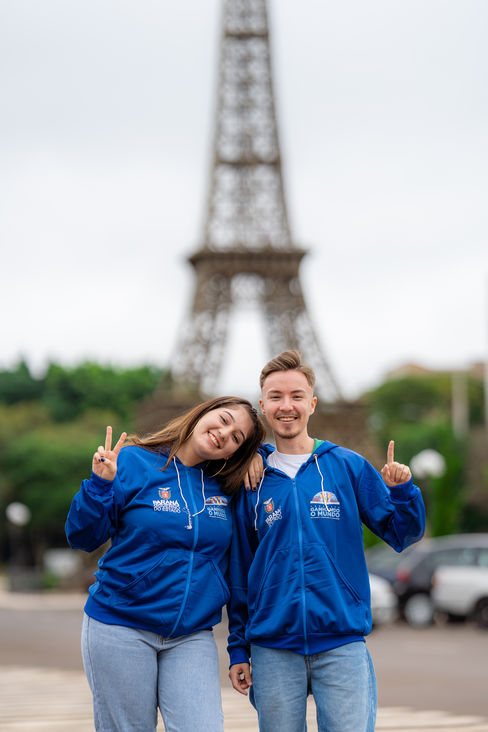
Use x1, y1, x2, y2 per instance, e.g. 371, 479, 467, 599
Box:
172, 0, 341, 402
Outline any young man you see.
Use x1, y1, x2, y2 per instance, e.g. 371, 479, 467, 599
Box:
227, 350, 425, 732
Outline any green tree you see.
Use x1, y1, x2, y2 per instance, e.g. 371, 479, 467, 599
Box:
42, 362, 165, 421
0, 361, 44, 404
363, 375, 477, 538
0, 359, 172, 568
0, 411, 124, 562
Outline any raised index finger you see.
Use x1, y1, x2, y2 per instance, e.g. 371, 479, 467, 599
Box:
105, 426, 113, 452
387, 440, 395, 464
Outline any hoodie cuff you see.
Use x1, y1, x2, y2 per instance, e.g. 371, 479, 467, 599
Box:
88, 471, 115, 493
388, 476, 416, 499
229, 647, 251, 668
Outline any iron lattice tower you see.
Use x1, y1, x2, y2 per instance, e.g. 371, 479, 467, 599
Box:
173, 0, 342, 401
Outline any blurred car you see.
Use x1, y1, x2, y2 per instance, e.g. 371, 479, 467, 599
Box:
369, 573, 398, 626
432, 560, 488, 628
365, 534, 488, 627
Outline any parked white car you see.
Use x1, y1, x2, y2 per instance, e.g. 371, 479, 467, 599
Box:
370, 573, 398, 626
432, 565, 488, 628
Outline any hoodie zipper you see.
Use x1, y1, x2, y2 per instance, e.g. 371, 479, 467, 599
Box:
262, 451, 330, 653
291, 475, 309, 654
168, 468, 199, 637
290, 453, 323, 655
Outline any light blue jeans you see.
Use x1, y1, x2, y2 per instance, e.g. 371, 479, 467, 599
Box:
82, 614, 224, 731
250, 641, 377, 732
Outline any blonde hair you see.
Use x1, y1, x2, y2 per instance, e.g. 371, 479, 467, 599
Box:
259, 350, 315, 389
128, 396, 265, 495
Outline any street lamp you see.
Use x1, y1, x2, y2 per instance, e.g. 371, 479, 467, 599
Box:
410, 448, 446, 534
410, 449, 446, 481
404, 450, 446, 627
5, 501, 32, 591
6, 502, 31, 528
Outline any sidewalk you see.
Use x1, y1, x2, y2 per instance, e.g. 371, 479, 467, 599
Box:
1, 665, 487, 732
1, 589, 487, 730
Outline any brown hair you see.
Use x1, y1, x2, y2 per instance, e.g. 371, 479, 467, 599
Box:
259, 350, 315, 389
128, 396, 265, 495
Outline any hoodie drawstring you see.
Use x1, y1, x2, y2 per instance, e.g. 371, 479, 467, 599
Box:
314, 453, 330, 507
173, 458, 207, 530
192, 469, 207, 520
254, 468, 267, 531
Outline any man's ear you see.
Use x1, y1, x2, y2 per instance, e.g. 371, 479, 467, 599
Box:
310, 396, 317, 415
259, 398, 265, 414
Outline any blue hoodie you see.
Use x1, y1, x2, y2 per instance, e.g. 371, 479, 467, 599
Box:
227, 441, 425, 666
66, 446, 233, 637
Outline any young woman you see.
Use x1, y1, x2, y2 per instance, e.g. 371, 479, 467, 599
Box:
66, 396, 265, 732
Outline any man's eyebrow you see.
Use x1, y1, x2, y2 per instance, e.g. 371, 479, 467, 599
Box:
266, 388, 307, 395
223, 410, 246, 440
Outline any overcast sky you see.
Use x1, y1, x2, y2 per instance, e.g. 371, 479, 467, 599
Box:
1, 0, 487, 400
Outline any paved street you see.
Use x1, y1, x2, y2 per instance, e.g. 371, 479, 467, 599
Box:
1, 589, 488, 730
1, 665, 488, 731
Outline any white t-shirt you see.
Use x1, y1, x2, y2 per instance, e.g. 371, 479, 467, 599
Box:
267, 450, 312, 479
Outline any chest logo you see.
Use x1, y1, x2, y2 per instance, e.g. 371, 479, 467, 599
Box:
263, 497, 282, 527
310, 491, 341, 520
153, 487, 181, 513
205, 495, 229, 520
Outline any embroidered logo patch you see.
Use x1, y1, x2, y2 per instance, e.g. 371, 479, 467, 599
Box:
263, 497, 282, 527
205, 495, 229, 520
205, 496, 228, 506
153, 487, 181, 513
310, 491, 341, 520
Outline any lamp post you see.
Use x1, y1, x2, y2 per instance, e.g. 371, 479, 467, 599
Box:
5, 502, 32, 591
410, 449, 446, 533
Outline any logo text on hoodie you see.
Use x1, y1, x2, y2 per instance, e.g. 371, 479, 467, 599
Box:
205, 495, 229, 520
264, 497, 282, 527
153, 487, 181, 513
310, 491, 340, 520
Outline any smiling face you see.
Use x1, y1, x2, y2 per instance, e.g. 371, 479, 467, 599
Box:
178, 405, 254, 466
260, 369, 317, 450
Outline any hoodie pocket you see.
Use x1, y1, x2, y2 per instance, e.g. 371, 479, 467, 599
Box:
178, 554, 230, 635
303, 543, 368, 634
113, 549, 188, 630
118, 551, 170, 593
248, 547, 304, 639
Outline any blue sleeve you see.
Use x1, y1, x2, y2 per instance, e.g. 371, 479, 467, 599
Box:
226, 490, 259, 667
355, 460, 425, 552
65, 471, 126, 552
258, 442, 275, 460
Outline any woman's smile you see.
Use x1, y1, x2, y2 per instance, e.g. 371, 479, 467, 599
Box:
208, 431, 221, 448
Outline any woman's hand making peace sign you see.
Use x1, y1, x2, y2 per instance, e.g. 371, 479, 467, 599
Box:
92, 426, 127, 481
